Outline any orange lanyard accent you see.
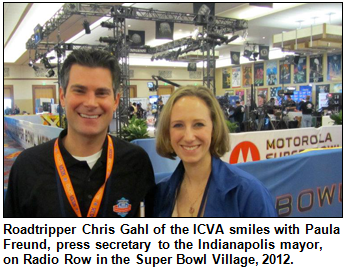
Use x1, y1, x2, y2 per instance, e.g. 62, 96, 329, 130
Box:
54, 135, 114, 217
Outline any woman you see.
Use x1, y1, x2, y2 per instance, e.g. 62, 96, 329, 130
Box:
155, 85, 277, 217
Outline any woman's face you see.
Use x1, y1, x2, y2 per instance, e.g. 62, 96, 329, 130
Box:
169, 96, 213, 167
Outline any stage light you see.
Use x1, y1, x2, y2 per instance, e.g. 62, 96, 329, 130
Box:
243, 49, 252, 58
46, 69, 55, 78
40, 57, 56, 69
99, 37, 118, 44
83, 20, 91, 34
101, 21, 116, 28
226, 35, 239, 44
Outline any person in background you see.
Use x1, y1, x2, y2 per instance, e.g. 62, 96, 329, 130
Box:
147, 103, 153, 116
128, 101, 135, 119
284, 95, 296, 112
257, 94, 266, 108
13, 104, 20, 115
136, 103, 145, 119
5, 49, 155, 218
232, 101, 244, 132
155, 85, 277, 217
132, 102, 138, 114
154, 98, 164, 128
5, 106, 11, 115
300, 95, 314, 128
266, 97, 275, 114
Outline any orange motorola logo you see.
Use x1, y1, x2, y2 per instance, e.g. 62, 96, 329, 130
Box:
229, 141, 261, 164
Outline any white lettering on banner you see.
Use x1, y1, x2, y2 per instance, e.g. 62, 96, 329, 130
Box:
4, 116, 62, 149
222, 126, 342, 164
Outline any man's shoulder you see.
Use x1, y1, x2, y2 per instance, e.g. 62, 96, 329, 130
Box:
14, 139, 56, 166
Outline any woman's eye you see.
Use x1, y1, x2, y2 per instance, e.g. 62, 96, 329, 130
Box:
195, 122, 205, 127
172, 123, 182, 128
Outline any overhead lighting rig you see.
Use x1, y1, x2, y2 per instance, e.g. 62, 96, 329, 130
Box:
243, 43, 261, 61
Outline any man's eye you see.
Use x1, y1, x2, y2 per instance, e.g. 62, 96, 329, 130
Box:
97, 91, 110, 96
74, 89, 84, 93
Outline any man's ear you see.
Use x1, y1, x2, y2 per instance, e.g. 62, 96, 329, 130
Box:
113, 93, 120, 112
59, 88, 65, 107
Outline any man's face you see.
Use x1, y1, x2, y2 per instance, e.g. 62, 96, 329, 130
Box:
60, 64, 119, 139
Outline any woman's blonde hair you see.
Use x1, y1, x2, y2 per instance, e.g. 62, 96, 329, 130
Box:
156, 85, 230, 159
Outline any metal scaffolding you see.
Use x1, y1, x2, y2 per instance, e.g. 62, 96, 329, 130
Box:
26, 3, 248, 135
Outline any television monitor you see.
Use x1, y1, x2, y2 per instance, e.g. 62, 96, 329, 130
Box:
187, 62, 197, 71
34, 24, 42, 44
149, 95, 158, 104
42, 102, 51, 112
147, 82, 154, 88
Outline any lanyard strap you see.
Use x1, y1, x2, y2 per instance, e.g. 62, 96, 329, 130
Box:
54, 135, 114, 217
197, 174, 211, 217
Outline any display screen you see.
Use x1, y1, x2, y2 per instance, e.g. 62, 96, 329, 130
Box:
34, 24, 42, 44
149, 95, 158, 104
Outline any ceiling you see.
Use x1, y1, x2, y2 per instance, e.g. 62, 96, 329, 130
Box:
4, 3, 342, 68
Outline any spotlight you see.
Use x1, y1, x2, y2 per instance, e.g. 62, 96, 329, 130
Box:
40, 57, 56, 69
194, 14, 206, 25
83, 20, 91, 34
99, 37, 118, 44
243, 50, 252, 58
207, 32, 228, 43
32, 65, 39, 72
46, 69, 55, 78
226, 35, 239, 44
253, 52, 259, 59
28, 60, 34, 67
101, 21, 116, 28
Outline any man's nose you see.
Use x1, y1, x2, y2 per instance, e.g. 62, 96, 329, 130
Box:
83, 92, 97, 107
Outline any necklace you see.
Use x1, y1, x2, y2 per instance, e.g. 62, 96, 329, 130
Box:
184, 173, 207, 217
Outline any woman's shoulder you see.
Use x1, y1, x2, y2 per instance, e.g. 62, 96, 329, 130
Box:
213, 158, 262, 189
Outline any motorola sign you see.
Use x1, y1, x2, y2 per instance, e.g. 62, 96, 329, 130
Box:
229, 141, 261, 164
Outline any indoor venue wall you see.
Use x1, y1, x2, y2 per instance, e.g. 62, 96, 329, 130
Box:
4, 65, 203, 114
215, 51, 342, 101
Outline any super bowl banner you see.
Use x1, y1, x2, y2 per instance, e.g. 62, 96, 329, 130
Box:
221, 126, 342, 164
4, 116, 62, 149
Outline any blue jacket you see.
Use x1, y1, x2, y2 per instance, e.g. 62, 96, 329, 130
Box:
155, 157, 277, 217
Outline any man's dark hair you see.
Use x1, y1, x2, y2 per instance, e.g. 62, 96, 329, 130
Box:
60, 49, 121, 97
236, 101, 240, 104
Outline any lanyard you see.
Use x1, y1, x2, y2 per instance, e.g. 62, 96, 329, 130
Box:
54, 135, 114, 217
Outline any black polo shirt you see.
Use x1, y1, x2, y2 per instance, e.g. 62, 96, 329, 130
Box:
301, 101, 314, 115
4, 130, 156, 218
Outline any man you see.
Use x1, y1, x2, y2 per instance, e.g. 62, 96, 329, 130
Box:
300, 95, 314, 128
233, 101, 244, 132
5, 106, 11, 115
5, 49, 155, 217
282, 95, 297, 128
256, 94, 269, 130
154, 98, 164, 128
284, 95, 296, 112
257, 94, 266, 108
